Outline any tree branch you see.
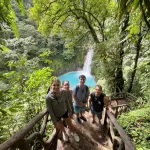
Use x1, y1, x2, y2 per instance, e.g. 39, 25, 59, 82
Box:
140, 0, 150, 29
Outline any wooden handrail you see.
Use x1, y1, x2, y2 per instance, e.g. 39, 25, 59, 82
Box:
0, 109, 48, 150
110, 92, 137, 99
106, 110, 136, 150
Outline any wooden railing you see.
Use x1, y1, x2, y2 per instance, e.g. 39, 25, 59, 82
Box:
110, 92, 137, 101
104, 105, 136, 150
110, 92, 127, 100
0, 109, 58, 150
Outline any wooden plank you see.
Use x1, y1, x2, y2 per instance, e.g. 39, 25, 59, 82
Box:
44, 129, 58, 150
0, 109, 48, 150
40, 113, 49, 136
107, 110, 136, 150
112, 104, 129, 109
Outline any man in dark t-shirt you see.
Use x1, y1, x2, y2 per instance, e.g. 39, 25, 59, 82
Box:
88, 85, 113, 127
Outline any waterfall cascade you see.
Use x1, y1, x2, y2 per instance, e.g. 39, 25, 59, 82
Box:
83, 48, 94, 74
58, 48, 96, 88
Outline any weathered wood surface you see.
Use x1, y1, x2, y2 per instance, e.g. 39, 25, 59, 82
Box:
0, 109, 48, 150
106, 110, 136, 150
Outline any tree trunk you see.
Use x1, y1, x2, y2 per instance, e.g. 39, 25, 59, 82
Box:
128, 24, 143, 93
115, 13, 129, 93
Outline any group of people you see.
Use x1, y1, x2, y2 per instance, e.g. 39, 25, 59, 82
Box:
46, 75, 113, 143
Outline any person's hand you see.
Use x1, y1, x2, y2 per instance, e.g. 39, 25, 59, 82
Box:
82, 102, 87, 106
69, 112, 73, 118
108, 107, 114, 114
78, 101, 84, 106
86, 107, 90, 112
55, 120, 64, 131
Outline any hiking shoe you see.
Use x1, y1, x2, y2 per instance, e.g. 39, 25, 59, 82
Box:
77, 117, 81, 124
80, 116, 87, 121
71, 132, 80, 142
62, 132, 68, 142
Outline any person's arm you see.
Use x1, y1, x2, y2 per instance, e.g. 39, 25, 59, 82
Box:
86, 87, 90, 102
64, 91, 72, 114
46, 97, 57, 126
88, 95, 92, 108
103, 96, 113, 113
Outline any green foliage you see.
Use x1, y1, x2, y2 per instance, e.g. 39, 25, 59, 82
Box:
0, 45, 9, 52
0, 25, 84, 143
117, 0, 150, 29
25, 67, 53, 91
30, 0, 118, 44
0, 47, 55, 142
0, 0, 25, 37
118, 103, 150, 149
91, 38, 120, 94
62, 49, 75, 60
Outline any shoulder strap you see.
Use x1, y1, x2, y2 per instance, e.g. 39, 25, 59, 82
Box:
75, 85, 88, 96
75, 85, 79, 96
85, 85, 88, 93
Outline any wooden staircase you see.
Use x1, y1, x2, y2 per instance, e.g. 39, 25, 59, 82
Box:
0, 93, 136, 150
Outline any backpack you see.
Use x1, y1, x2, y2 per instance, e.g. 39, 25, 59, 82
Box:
75, 85, 89, 96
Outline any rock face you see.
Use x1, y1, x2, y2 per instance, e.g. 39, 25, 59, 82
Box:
53, 64, 83, 76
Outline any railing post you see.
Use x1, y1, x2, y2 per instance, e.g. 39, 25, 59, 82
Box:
104, 109, 107, 127
115, 107, 119, 118
17, 138, 31, 150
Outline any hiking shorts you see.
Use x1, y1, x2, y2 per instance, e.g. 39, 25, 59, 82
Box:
74, 105, 86, 113
91, 107, 102, 120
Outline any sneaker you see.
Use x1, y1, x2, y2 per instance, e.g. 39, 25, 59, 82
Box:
71, 132, 80, 142
62, 132, 68, 142
80, 116, 87, 121
77, 117, 81, 124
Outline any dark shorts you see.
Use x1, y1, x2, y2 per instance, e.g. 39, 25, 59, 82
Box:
91, 107, 102, 120
57, 111, 69, 121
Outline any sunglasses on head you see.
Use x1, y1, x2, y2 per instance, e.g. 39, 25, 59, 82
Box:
53, 84, 60, 86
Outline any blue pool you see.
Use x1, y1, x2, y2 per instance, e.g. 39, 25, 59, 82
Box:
58, 71, 96, 89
